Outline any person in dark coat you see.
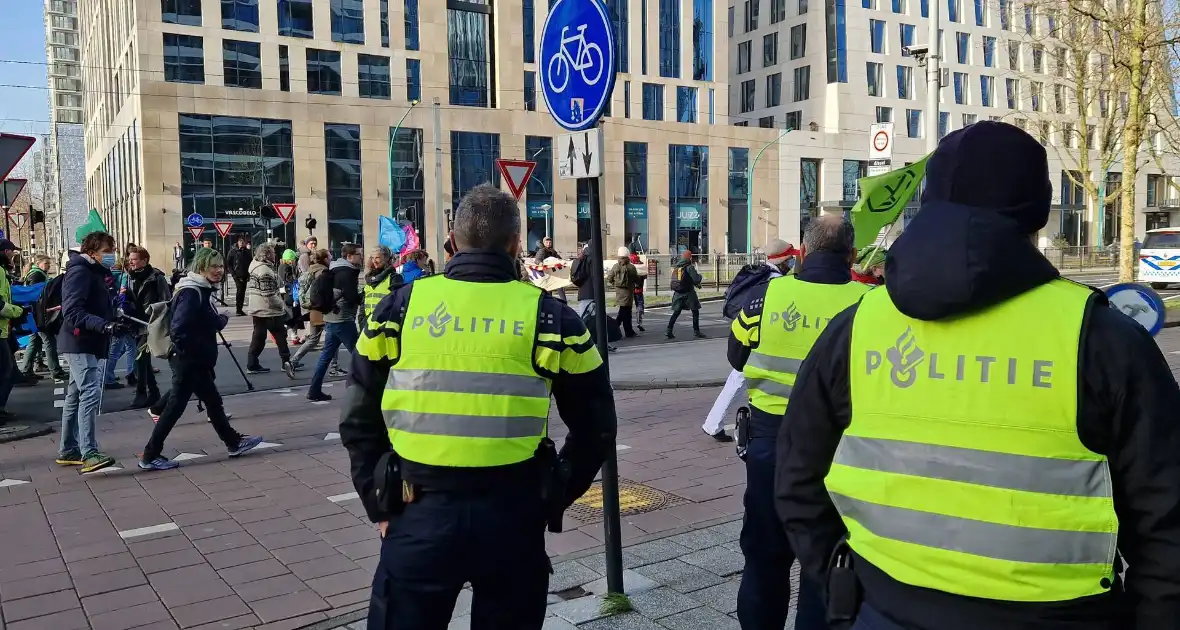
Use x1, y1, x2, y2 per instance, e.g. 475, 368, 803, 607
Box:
605, 246, 639, 337
777, 121, 1180, 630
18, 254, 65, 381
138, 248, 263, 470
535, 236, 560, 261
124, 248, 171, 409
226, 235, 251, 315
666, 249, 705, 339
570, 244, 595, 318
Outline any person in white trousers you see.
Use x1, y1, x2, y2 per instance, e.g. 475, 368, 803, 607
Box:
703, 239, 799, 441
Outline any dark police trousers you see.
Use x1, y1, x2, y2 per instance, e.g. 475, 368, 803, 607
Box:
738, 435, 827, 630
368, 486, 551, 629
849, 603, 906, 630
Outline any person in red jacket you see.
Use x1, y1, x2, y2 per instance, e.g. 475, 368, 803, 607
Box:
852, 247, 886, 285
628, 251, 646, 332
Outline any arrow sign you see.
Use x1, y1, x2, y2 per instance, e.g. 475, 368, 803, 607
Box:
187, 226, 204, 240
582, 132, 592, 173
272, 203, 296, 224
213, 221, 233, 238
494, 159, 536, 201
567, 138, 577, 176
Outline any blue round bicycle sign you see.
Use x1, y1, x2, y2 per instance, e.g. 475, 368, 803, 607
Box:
1105, 282, 1166, 337
539, 0, 617, 132
185, 213, 204, 228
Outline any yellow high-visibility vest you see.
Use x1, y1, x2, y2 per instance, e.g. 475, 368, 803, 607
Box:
830, 278, 1117, 602
742, 276, 869, 415
382, 276, 551, 468
363, 274, 395, 319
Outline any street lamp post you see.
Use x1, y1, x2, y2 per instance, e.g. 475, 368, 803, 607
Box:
540, 203, 552, 241
747, 127, 793, 255
388, 100, 420, 219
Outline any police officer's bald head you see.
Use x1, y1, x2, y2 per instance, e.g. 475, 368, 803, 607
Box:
454, 183, 522, 256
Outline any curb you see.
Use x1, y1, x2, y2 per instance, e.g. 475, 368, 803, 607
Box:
0, 421, 54, 444
613, 378, 727, 390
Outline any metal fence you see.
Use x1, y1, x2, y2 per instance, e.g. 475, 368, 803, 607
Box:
642, 253, 767, 297
1038, 246, 1121, 272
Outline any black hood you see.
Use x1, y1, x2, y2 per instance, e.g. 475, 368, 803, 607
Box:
883, 121, 1059, 321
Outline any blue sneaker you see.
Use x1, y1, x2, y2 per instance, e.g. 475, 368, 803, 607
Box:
138, 456, 179, 471
229, 435, 264, 458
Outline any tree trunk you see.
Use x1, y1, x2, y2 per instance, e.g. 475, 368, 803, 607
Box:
1118, 0, 1147, 283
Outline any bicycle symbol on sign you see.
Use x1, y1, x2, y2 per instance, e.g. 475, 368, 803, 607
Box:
546, 24, 605, 94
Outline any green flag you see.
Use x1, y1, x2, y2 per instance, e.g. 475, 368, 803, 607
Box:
850, 156, 930, 250
74, 208, 107, 243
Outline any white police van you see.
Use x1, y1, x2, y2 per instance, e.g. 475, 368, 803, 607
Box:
1138, 227, 1180, 289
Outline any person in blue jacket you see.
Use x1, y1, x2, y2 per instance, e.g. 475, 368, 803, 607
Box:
399, 250, 429, 284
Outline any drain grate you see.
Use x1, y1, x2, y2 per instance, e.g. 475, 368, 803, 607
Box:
566, 479, 690, 523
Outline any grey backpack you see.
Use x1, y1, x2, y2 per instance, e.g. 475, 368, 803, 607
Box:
145, 287, 195, 359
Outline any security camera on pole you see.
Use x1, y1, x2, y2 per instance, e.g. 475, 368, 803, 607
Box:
539, 0, 626, 596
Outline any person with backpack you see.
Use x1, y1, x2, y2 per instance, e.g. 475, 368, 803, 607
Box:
278, 249, 304, 346
666, 249, 705, 339
289, 248, 332, 369
19, 255, 66, 382
701, 239, 798, 442
56, 232, 127, 474
124, 248, 171, 409
306, 243, 362, 401
244, 243, 295, 377
605, 246, 640, 338
138, 248, 264, 470
570, 243, 595, 318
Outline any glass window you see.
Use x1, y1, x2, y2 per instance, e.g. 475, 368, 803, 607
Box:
956, 32, 969, 64
906, 109, 921, 137
800, 0, 808, 14
358, 54, 391, 99
625, 81, 632, 118
896, 65, 911, 99
953, 71, 966, 104
643, 83, 664, 120
767, 73, 782, 106
624, 143, 649, 251
162, 0, 201, 26
785, 110, 802, 129
669, 145, 709, 254
842, 160, 867, 202
325, 123, 363, 253
800, 158, 819, 233
738, 41, 752, 73
866, 62, 882, 96
790, 24, 806, 59
920, 0, 927, 16
899, 23, 914, 55
221, 0, 259, 31
450, 131, 500, 205
771, 0, 786, 22
448, 4, 491, 107
999, 0, 1009, 29
728, 147, 749, 252
826, 0, 848, 83
222, 40, 261, 89
330, 0, 364, 44
523, 0, 535, 63
1024, 5, 1034, 33
745, 0, 759, 30
381, 0, 389, 46
389, 127, 426, 241
306, 49, 342, 95
407, 59, 421, 101
163, 33, 205, 84
643, 0, 649, 73
1008, 41, 1019, 70
524, 136, 553, 250
677, 87, 698, 123
1053, 83, 1064, 113
524, 71, 536, 111
870, 19, 885, 54
405, 0, 420, 50
1006, 77, 1017, 108
974, 0, 985, 25
1030, 81, 1042, 111
764, 32, 778, 66
693, 0, 712, 79
876, 106, 892, 122
740, 79, 755, 112
660, 0, 681, 78
709, 87, 715, 123
793, 65, 810, 101
939, 111, 950, 138
982, 36, 995, 66
948, 0, 959, 22
980, 75, 993, 106
279, 45, 290, 91
1031, 44, 1043, 73
277, 0, 314, 38
962, 113, 977, 126
892, 0, 904, 13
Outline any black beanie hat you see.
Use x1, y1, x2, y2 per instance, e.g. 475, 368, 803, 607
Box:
920, 121, 1051, 234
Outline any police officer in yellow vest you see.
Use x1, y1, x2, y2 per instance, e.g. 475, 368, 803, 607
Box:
777, 121, 1180, 630
361, 245, 399, 323
341, 183, 616, 630
729, 214, 869, 630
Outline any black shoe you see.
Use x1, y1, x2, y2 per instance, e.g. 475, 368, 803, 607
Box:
624, 333, 638, 338
104, 381, 125, 390
126, 373, 137, 386
0, 410, 15, 425
51, 371, 68, 383
129, 397, 150, 410
706, 429, 735, 443
307, 391, 333, 402
693, 330, 707, 339
13, 376, 37, 388
21, 371, 42, 381
247, 366, 270, 375
637, 325, 646, 332
665, 330, 675, 339
236, 311, 247, 317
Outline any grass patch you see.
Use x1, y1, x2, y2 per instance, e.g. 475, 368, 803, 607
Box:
600, 592, 635, 616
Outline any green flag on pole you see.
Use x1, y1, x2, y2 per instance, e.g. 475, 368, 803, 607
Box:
74, 208, 107, 243
849, 156, 930, 250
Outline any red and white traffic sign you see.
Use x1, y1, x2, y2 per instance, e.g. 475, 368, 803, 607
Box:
9, 212, 26, 229
213, 221, 233, 238
868, 123, 894, 160
187, 226, 204, 240
495, 159, 537, 201
272, 203, 297, 224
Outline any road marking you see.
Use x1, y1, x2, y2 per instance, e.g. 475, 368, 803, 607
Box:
54, 400, 65, 408
119, 523, 179, 539
327, 492, 359, 503
256, 441, 281, 450
323, 383, 335, 388
324, 432, 340, 440
1097, 282, 1120, 289
173, 453, 206, 461
0, 479, 30, 487
1163, 294, 1180, 301
54, 387, 65, 395
272, 388, 293, 393
311, 401, 331, 405
616, 444, 631, 451
280, 393, 297, 397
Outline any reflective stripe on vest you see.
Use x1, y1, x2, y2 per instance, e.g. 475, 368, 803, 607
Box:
363, 276, 393, 314
743, 276, 869, 415
833, 278, 1116, 602
382, 276, 551, 468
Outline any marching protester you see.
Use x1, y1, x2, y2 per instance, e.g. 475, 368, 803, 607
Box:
56, 232, 124, 473
0, 239, 28, 418
341, 184, 614, 627
297, 236, 318, 273
18, 254, 65, 382
399, 250, 429, 284
279, 249, 304, 345
102, 252, 138, 390
244, 243, 295, 376
124, 248, 171, 409
361, 245, 400, 324
306, 243, 362, 402
628, 250, 646, 332
666, 249, 706, 339
570, 243, 594, 317
851, 247, 887, 285
535, 235, 560, 261
227, 234, 251, 316
290, 248, 331, 369
606, 246, 640, 338
729, 218, 868, 630
778, 121, 1180, 630
138, 248, 263, 470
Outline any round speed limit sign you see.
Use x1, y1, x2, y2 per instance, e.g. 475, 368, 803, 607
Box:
873, 130, 890, 153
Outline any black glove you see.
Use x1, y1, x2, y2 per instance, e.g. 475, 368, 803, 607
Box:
103, 321, 129, 336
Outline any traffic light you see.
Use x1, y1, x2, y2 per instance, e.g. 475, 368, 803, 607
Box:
305, 215, 317, 232
33, 209, 44, 224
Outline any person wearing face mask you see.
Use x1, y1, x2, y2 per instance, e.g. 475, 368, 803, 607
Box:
56, 231, 129, 474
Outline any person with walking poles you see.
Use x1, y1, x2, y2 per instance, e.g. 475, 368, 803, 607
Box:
56, 232, 126, 473
244, 242, 295, 376
305, 243, 362, 401
227, 234, 251, 316
137, 248, 264, 470
341, 183, 614, 629
666, 249, 706, 339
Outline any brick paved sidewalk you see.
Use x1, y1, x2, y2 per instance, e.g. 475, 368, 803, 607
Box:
0, 381, 744, 630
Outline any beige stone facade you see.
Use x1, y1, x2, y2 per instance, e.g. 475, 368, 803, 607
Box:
83, 0, 785, 261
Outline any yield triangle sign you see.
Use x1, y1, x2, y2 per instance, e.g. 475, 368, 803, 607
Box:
213, 221, 233, 238
9, 212, 25, 229
272, 203, 297, 224
187, 226, 204, 240
495, 159, 536, 201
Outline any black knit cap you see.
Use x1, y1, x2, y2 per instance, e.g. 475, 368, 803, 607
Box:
920, 120, 1052, 234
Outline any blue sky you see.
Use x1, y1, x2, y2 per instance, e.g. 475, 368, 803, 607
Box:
0, 2, 49, 145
